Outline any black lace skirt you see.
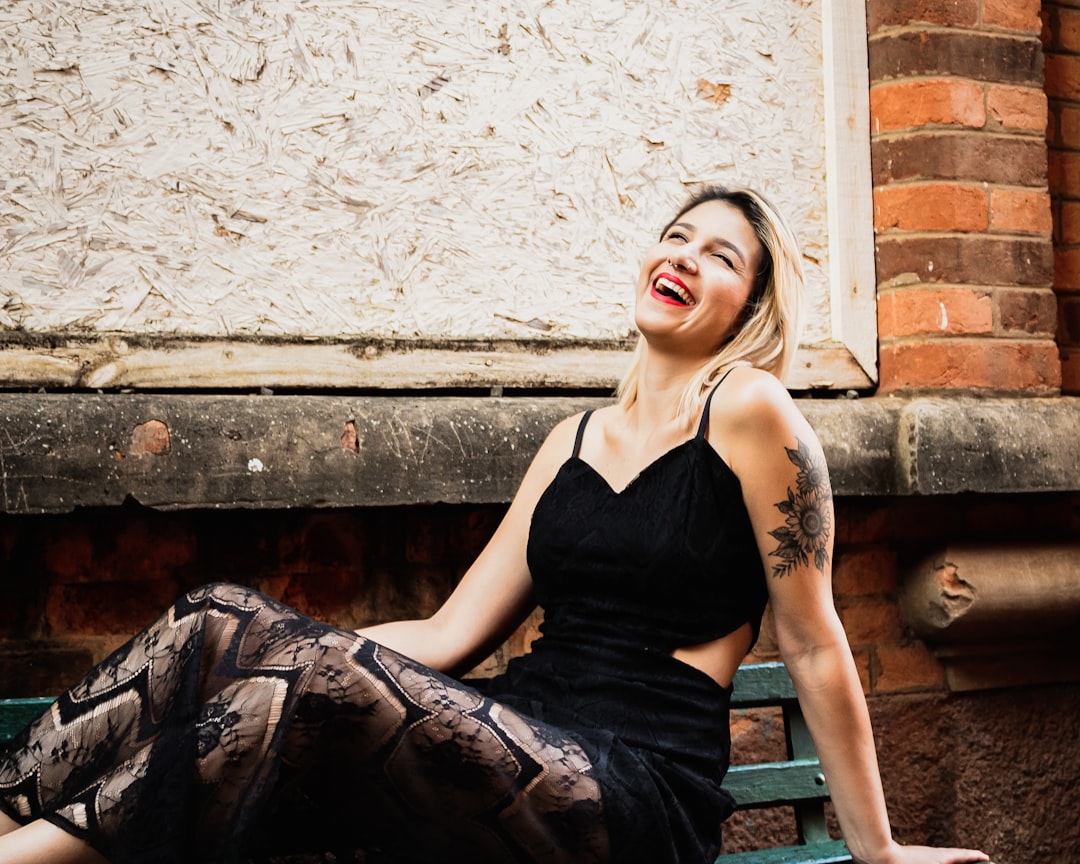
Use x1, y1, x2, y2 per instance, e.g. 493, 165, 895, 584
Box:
0, 584, 608, 864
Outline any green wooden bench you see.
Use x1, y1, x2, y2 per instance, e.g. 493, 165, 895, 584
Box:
0, 696, 51, 746
719, 661, 851, 863
0, 662, 849, 863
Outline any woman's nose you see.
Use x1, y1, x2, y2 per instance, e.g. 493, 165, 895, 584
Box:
669, 251, 697, 273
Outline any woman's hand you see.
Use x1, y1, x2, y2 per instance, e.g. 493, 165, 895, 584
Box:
860, 841, 990, 864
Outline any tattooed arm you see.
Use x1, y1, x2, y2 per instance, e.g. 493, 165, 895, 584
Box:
711, 367, 987, 864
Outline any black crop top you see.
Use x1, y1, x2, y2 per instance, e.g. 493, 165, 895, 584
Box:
526, 381, 769, 655
472, 378, 770, 863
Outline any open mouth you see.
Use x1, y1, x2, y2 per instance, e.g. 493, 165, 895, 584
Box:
652, 275, 695, 306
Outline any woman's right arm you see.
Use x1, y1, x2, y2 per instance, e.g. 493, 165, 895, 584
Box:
356, 412, 583, 676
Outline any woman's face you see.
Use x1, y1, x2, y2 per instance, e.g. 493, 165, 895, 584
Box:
634, 199, 763, 360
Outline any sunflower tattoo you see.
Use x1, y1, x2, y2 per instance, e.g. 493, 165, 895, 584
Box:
767, 438, 832, 577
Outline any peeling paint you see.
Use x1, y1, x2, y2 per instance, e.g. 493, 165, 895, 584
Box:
929, 562, 976, 628
341, 420, 359, 453
130, 420, 170, 456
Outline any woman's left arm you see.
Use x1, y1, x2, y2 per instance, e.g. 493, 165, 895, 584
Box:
717, 369, 988, 864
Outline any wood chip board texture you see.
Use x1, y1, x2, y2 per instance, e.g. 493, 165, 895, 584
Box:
1, 0, 831, 345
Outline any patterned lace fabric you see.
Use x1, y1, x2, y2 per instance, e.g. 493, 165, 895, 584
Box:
0, 584, 608, 864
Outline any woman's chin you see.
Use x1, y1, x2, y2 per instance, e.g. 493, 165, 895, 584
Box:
634, 303, 685, 339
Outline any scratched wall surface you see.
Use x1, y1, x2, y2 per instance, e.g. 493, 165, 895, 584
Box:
0, 0, 828, 343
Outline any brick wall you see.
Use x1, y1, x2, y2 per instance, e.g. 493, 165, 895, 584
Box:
3, 497, 1079, 860
0, 504, 530, 696
6, 497, 1074, 698
868, 0, 1062, 392
726, 494, 1080, 859
1045, 0, 1080, 392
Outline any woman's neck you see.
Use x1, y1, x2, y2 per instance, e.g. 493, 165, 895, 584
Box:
624, 350, 704, 432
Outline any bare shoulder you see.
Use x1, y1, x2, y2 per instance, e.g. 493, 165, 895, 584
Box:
542, 410, 587, 455
520, 410, 587, 486
705, 367, 823, 486
710, 365, 811, 440
708, 369, 835, 586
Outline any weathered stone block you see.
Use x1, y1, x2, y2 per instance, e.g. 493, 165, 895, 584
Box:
0, 641, 99, 697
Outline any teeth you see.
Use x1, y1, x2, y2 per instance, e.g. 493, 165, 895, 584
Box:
655, 276, 695, 306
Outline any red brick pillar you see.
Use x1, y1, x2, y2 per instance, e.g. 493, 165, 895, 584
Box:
868, 0, 1061, 393
1044, 0, 1080, 393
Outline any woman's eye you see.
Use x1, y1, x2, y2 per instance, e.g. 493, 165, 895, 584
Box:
666, 231, 687, 242
713, 252, 734, 268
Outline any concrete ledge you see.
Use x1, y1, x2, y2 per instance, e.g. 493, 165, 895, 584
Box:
900, 543, 1080, 691
0, 394, 596, 513
893, 397, 1080, 495
901, 543, 1080, 644
0, 394, 1077, 513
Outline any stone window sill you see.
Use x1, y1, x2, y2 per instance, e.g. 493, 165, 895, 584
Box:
0, 393, 1077, 513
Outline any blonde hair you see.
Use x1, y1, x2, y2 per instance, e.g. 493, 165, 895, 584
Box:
616, 186, 805, 424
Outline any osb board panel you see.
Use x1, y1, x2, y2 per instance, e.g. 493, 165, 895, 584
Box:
0, 0, 830, 349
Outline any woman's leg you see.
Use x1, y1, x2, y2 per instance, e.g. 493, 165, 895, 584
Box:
251, 636, 610, 864
0, 809, 20, 836
0, 583, 311, 862
4, 583, 609, 863
0, 819, 109, 864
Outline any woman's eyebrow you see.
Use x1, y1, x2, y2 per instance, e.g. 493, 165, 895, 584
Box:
669, 221, 747, 266
717, 239, 747, 266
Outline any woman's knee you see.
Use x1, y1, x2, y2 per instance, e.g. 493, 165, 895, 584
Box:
184, 582, 264, 609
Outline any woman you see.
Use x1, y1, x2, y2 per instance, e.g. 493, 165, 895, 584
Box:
0, 187, 989, 864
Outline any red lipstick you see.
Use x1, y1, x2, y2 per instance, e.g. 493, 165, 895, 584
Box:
651, 272, 695, 306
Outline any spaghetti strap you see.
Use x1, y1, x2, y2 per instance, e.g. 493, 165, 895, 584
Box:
695, 367, 739, 440
573, 409, 594, 457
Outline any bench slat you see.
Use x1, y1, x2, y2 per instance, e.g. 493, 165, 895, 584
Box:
715, 838, 853, 864
730, 661, 797, 707
0, 697, 53, 743
722, 758, 830, 808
